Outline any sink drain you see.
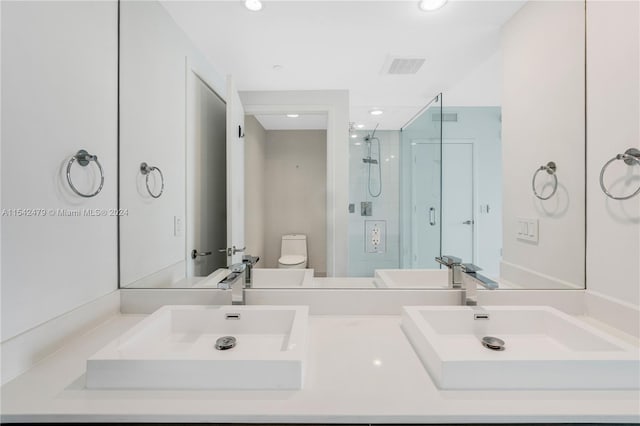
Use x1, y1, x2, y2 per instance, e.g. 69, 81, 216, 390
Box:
215, 336, 237, 350
481, 336, 505, 351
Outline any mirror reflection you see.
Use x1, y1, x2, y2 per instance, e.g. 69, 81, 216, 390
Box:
119, 0, 585, 290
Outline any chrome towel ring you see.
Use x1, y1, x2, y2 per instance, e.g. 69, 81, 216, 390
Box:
532, 161, 558, 200
140, 162, 164, 199
66, 149, 104, 198
599, 148, 640, 200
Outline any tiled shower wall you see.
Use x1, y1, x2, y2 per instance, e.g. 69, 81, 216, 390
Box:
348, 130, 401, 276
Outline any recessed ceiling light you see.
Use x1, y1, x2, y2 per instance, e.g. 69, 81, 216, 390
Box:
351, 134, 358, 138
354, 142, 362, 146
419, 0, 447, 12
369, 109, 384, 116
245, 0, 263, 12
286, 114, 299, 118
356, 124, 365, 129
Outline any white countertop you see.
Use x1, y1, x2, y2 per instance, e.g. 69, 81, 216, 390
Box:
1, 313, 639, 423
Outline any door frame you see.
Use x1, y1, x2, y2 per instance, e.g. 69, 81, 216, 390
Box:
243, 104, 338, 276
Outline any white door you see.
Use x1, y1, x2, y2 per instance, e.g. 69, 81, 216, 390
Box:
186, 71, 245, 277
187, 72, 228, 277
441, 141, 474, 264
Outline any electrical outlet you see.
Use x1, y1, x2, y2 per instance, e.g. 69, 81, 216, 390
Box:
365, 220, 386, 253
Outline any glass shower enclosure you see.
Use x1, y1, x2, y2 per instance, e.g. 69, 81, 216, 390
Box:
399, 94, 444, 269
348, 93, 501, 277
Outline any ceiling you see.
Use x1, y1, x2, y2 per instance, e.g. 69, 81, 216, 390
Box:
254, 113, 327, 130
162, 0, 525, 130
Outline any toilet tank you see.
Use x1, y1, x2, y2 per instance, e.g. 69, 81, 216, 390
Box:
281, 234, 307, 256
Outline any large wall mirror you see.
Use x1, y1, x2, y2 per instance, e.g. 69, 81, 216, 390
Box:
119, 0, 585, 291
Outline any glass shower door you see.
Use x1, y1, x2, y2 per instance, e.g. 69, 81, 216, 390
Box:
410, 141, 442, 268
400, 94, 443, 269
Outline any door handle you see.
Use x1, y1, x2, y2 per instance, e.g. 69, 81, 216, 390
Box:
191, 249, 212, 260
218, 248, 232, 256
232, 246, 246, 255
429, 207, 436, 226
462, 220, 474, 225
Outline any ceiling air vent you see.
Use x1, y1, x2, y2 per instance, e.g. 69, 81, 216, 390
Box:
385, 57, 426, 75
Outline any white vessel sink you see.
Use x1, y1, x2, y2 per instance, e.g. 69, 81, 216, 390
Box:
86, 305, 308, 390
250, 268, 314, 288
374, 269, 449, 288
402, 305, 640, 390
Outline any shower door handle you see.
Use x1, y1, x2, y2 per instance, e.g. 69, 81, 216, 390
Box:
429, 207, 436, 226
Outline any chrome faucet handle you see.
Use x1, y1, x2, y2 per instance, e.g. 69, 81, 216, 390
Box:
229, 263, 246, 273
435, 255, 462, 267
461, 263, 482, 273
461, 264, 498, 291
218, 267, 247, 305
217, 270, 242, 289
436, 255, 464, 289
241, 255, 259, 286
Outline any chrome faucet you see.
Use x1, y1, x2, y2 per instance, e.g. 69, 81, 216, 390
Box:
460, 263, 498, 306
435, 255, 463, 288
217, 263, 247, 305
242, 254, 260, 286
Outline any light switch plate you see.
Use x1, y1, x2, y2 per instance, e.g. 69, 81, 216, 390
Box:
516, 217, 538, 243
174, 216, 183, 237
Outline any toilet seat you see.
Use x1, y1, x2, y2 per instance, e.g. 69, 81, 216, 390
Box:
278, 255, 306, 266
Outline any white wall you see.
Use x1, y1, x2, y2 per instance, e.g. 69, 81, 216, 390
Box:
501, 1, 585, 289
445, 50, 502, 108
586, 1, 640, 307
244, 116, 266, 265
1, 1, 118, 340
263, 130, 327, 274
119, 0, 226, 286
119, 1, 187, 285
240, 90, 350, 276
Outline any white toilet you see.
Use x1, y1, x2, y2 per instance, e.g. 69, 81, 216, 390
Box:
278, 234, 308, 269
